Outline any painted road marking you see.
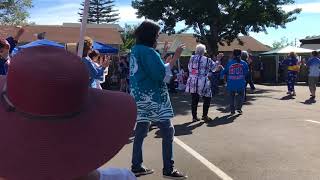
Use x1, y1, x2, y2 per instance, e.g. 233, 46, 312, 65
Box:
174, 137, 233, 180
305, 120, 320, 124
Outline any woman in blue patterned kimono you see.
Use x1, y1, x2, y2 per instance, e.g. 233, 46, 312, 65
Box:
282, 52, 300, 96
129, 20, 187, 180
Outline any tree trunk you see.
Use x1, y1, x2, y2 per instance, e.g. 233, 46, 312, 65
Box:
207, 24, 219, 57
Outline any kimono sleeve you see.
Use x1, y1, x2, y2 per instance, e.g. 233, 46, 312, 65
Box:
142, 49, 166, 82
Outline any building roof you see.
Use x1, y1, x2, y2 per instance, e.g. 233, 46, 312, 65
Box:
300, 36, 320, 41
157, 34, 271, 52
0, 25, 123, 45
300, 44, 320, 50
62, 23, 123, 32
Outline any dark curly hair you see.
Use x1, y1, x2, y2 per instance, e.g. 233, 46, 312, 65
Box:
134, 20, 160, 48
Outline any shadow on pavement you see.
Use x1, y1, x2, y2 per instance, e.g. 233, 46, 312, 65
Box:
153, 121, 206, 138
280, 95, 295, 100
205, 114, 240, 127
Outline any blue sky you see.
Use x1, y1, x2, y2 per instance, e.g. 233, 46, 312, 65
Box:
28, 0, 320, 46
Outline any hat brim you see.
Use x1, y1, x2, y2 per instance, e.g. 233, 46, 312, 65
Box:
0, 76, 137, 180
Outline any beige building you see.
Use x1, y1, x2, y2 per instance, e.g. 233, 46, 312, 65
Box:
0, 23, 123, 50
156, 34, 271, 56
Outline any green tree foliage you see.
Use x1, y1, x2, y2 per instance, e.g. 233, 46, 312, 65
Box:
0, 0, 33, 25
272, 37, 295, 49
120, 24, 136, 52
79, 0, 120, 24
132, 0, 301, 55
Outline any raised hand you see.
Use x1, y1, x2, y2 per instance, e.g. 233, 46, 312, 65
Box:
14, 26, 26, 42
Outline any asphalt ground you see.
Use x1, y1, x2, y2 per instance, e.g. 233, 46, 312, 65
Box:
102, 85, 320, 180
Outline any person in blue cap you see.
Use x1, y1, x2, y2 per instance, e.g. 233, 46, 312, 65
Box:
0, 26, 25, 75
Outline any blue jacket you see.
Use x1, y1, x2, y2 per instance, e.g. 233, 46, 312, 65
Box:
221, 59, 249, 92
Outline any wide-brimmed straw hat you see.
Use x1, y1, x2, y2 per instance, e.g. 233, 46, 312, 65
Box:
0, 46, 137, 180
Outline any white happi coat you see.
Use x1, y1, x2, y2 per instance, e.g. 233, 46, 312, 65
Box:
185, 55, 217, 97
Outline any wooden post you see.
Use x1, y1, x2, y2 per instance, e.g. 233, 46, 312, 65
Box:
77, 0, 90, 58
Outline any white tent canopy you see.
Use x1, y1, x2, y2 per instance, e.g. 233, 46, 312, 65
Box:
261, 46, 313, 55
260, 46, 313, 83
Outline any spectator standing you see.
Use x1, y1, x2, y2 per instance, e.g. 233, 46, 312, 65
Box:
210, 53, 224, 96
0, 26, 25, 75
241, 51, 255, 101
88, 50, 110, 89
79, 37, 110, 89
306, 51, 320, 99
119, 56, 130, 92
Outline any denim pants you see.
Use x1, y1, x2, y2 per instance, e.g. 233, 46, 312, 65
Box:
132, 120, 175, 173
229, 90, 245, 112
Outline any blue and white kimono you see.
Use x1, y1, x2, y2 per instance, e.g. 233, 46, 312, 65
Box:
282, 57, 299, 92
129, 45, 173, 123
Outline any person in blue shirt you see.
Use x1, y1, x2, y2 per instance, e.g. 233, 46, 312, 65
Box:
0, 26, 25, 75
221, 49, 249, 115
281, 52, 300, 96
79, 37, 110, 89
129, 20, 187, 180
306, 51, 320, 99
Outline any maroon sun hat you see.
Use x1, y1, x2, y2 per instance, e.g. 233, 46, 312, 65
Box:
0, 46, 137, 180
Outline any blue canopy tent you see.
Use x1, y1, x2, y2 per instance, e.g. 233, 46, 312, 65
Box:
12, 39, 64, 55
93, 41, 118, 54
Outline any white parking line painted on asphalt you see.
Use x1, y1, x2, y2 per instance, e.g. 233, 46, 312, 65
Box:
305, 120, 320, 124
174, 137, 233, 180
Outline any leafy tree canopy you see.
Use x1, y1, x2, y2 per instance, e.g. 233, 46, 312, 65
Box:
132, 0, 301, 55
0, 0, 33, 25
79, 0, 119, 24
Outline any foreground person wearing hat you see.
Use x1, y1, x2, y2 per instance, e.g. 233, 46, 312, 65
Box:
0, 46, 137, 180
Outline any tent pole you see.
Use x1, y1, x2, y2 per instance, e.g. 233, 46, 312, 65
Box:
77, 0, 90, 58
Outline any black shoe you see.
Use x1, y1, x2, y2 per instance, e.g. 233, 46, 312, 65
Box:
237, 110, 243, 114
310, 95, 316, 99
202, 116, 212, 122
163, 169, 188, 180
132, 166, 154, 177
192, 117, 200, 122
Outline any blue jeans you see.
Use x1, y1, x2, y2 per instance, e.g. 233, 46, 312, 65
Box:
229, 90, 245, 112
132, 120, 175, 173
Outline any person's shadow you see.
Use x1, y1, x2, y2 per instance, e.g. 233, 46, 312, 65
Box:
153, 121, 205, 138
280, 95, 295, 100
205, 114, 240, 127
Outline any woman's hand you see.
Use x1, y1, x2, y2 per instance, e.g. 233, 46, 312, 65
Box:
168, 44, 185, 68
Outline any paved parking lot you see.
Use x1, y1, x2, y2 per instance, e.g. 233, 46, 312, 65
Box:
103, 85, 320, 180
